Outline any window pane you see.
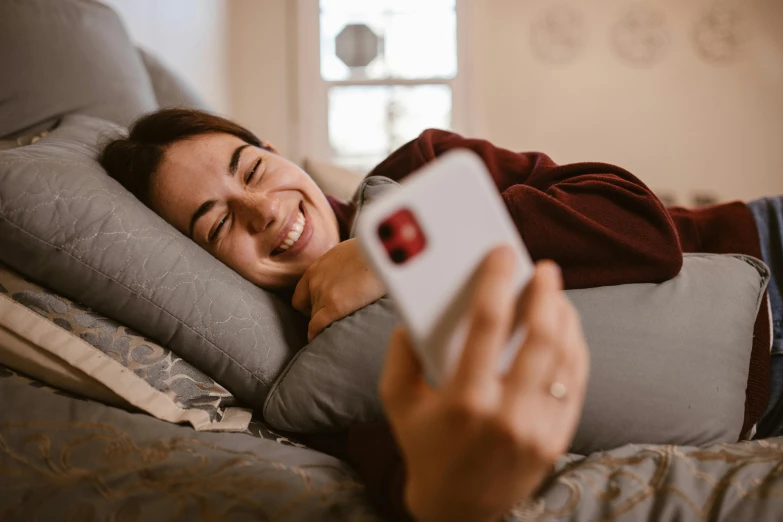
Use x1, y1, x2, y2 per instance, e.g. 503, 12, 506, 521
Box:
321, 0, 455, 13
320, 1, 457, 81
329, 87, 390, 159
328, 85, 452, 172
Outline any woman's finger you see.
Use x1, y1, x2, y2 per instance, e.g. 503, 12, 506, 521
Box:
503, 272, 589, 452
451, 246, 518, 390
307, 306, 334, 341
291, 272, 312, 315
379, 327, 430, 415
502, 262, 565, 397
515, 260, 562, 322
526, 331, 588, 457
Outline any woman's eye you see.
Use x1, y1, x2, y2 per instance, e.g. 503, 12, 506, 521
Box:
210, 215, 229, 242
246, 159, 263, 184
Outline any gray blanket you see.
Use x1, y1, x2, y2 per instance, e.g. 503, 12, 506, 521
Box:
2, 365, 783, 521
0, 367, 379, 521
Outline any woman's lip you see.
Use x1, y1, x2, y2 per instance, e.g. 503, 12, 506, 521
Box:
271, 202, 312, 259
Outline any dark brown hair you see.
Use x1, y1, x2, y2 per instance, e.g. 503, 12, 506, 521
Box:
99, 108, 267, 206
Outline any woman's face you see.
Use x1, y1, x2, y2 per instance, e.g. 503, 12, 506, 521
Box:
150, 132, 340, 289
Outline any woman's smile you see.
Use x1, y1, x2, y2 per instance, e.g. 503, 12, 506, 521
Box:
271, 202, 313, 258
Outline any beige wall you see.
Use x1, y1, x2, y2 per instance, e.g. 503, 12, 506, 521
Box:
468, 0, 783, 205
103, 0, 782, 204
101, 0, 231, 113
226, 0, 297, 156
103, 0, 295, 155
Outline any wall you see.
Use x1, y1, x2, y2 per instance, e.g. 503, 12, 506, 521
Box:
226, 0, 297, 156
468, 0, 783, 204
100, 0, 230, 114
100, 0, 783, 203
102, 0, 295, 155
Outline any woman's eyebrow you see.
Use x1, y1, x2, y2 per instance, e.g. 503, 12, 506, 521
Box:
228, 144, 250, 176
189, 199, 217, 239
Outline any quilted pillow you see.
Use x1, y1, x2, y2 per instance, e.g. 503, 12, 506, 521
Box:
264, 179, 770, 455
0, 0, 157, 137
138, 48, 212, 111
0, 114, 307, 408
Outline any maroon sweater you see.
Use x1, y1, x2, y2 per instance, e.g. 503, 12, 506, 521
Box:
303, 129, 770, 520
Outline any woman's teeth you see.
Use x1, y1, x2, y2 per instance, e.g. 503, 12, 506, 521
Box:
279, 211, 305, 252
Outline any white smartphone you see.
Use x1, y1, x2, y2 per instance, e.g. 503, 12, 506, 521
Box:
355, 149, 535, 386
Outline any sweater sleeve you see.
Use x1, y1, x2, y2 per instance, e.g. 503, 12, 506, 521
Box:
369, 129, 683, 289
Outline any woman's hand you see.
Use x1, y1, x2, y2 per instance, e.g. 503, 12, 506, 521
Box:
379, 247, 589, 522
292, 238, 385, 341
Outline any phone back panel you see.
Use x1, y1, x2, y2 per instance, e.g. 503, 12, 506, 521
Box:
356, 150, 534, 384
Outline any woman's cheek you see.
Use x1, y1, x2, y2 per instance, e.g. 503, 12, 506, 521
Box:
220, 237, 255, 278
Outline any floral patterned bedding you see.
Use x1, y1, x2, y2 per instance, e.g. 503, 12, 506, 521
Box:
0, 366, 378, 521
2, 364, 783, 521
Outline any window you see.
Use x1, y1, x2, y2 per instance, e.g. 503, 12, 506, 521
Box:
296, 0, 469, 173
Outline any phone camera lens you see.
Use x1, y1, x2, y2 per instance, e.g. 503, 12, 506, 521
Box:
378, 223, 394, 240
390, 248, 408, 264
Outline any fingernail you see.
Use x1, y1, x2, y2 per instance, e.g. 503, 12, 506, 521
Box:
493, 244, 516, 262
540, 261, 561, 279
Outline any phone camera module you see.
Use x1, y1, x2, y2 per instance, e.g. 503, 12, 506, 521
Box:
378, 208, 427, 265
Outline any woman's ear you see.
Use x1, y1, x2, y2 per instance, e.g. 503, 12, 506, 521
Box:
261, 141, 280, 155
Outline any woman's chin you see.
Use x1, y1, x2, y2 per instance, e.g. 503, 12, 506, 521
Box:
302, 236, 334, 263
246, 231, 334, 290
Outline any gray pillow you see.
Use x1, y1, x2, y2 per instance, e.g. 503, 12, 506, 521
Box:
0, 114, 307, 408
0, 0, 158, 138
138, 48, 212, 111
264, 180, 770, 455
568, 253, 767, 453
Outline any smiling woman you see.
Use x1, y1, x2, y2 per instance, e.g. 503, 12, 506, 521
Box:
99, 106, 690, 326
97, 105, 762, 520
100, 109, 341, 289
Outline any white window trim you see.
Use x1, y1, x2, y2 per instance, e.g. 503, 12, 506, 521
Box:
293, 0, 474, 166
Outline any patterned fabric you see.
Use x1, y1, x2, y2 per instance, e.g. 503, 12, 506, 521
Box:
0, 365, 379, 522
0, 263, 253, 431
5, 362, 783, 521
0, 364, 299, 447
527, 438, 783, 521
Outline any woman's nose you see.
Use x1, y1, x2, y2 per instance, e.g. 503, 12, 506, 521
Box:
237, 194, 280, 235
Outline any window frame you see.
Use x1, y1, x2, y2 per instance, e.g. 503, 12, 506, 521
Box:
293, 0, 474, 167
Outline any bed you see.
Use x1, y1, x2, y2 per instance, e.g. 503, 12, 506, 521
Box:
2, 1, 783, 520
